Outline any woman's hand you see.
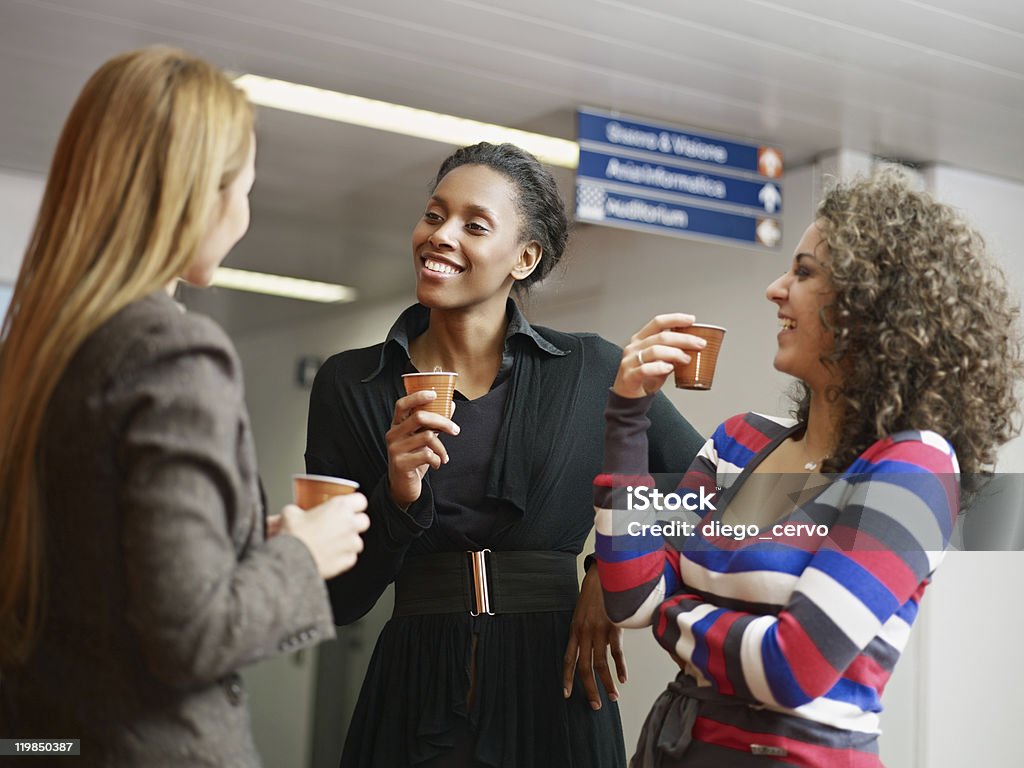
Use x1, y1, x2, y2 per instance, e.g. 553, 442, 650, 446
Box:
613, 313, 708, 399
280, 493, 370, 579
386, 390, 460, 509
562, 564, 627, 710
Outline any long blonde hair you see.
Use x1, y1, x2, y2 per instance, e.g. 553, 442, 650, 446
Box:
0, 46, 253, 665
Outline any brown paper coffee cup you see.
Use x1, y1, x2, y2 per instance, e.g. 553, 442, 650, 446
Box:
674, 324, 726, 390
402, 371, 458, 417
292, 473, 359, 510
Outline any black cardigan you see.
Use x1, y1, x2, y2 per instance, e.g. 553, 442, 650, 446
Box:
304, 302, 703, 624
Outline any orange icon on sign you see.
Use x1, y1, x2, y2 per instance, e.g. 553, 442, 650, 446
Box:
758, 147, 784, 178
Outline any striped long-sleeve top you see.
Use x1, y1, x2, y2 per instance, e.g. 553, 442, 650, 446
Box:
594, 394, 958, 766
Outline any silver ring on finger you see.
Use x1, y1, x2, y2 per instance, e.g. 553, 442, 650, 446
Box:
636, 349, 645, 365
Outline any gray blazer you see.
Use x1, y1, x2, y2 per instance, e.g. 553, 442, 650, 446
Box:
0, 292, 334, 766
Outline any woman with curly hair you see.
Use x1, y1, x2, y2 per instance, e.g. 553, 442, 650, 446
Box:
593, 166, 1023, 766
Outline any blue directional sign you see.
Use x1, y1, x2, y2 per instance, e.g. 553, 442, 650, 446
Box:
577, 147, 782, 214
576, 183, 782, 247
576, 108, 784, 248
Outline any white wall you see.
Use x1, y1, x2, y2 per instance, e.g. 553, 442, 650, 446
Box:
915, 553, 1023, 768
924, 164, 1024, 474
232, 295, 411, 768
915, 165, 1024, 768
0, 167, 44, 283
524, 163, 818, 441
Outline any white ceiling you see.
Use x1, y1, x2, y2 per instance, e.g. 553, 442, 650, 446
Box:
2, 0, 1023, 334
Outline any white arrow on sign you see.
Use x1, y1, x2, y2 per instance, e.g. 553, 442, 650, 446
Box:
756, 218, 782, 247
758, 183, 781, 214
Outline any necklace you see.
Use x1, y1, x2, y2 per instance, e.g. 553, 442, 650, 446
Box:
794, 433, 825, 472
801, 443, 824, 471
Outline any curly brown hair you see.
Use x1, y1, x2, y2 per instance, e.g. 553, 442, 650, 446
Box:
793, 166, 1023, 495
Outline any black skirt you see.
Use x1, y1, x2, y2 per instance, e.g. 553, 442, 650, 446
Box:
339, 611, 626, 768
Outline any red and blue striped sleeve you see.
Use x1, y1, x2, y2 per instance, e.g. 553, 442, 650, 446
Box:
594, 393, 726, 627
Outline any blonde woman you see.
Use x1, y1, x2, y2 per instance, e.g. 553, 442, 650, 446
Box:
0, 47, 369, 766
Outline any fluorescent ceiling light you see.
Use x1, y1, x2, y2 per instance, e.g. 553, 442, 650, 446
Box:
211, 267, 358, 303
234, 74, 580, 169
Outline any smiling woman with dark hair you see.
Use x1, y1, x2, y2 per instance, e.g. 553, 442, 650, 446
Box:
594, 166, 1023, 767
305, 142, 704, 767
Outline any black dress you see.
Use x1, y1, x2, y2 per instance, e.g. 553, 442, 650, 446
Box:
305, 301, 703, 768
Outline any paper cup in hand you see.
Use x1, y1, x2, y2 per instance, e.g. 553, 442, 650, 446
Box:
402, 372, 458, 417
674, 324, 726, 390
293, 474, 360, 510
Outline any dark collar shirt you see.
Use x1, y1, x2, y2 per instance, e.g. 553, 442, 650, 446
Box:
362, 299, 569, 390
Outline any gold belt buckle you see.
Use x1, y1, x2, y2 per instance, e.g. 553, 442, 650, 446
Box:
467, 549, 494, 616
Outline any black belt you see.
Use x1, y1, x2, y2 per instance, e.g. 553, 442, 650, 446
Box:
393, 550, 579, 617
